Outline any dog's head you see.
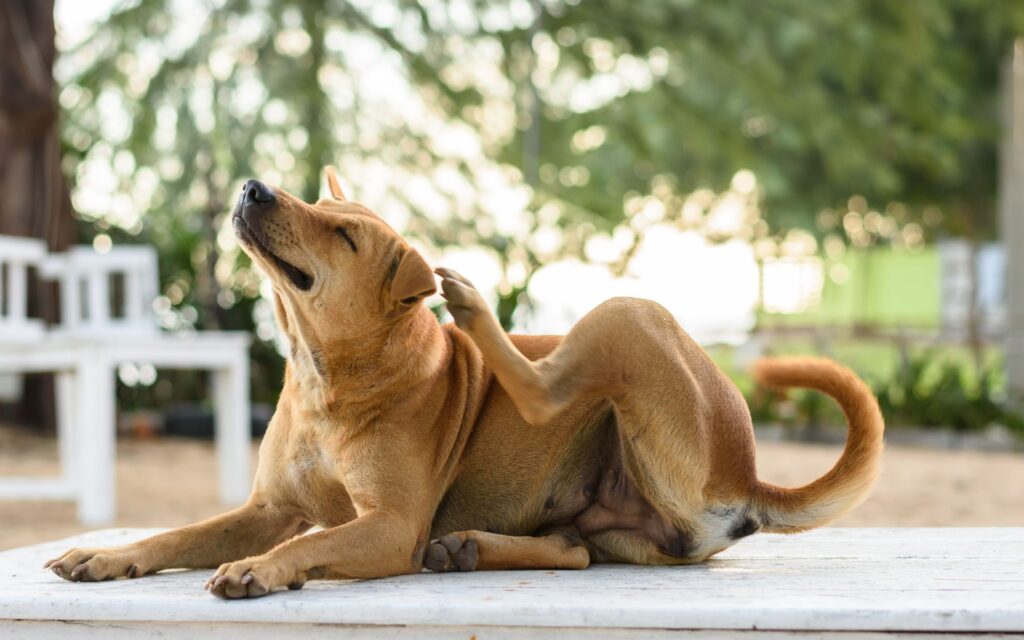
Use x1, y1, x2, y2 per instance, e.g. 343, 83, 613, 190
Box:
231, 167, 436, 356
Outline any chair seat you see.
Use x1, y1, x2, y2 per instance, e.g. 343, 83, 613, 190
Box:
0, 331, 251, 371
52, 331, 251, 366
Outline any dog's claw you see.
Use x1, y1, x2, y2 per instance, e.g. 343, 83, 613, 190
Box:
435, 268, 478, 294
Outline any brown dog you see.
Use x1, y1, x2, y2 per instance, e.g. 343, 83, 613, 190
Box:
44, 168, 884, 598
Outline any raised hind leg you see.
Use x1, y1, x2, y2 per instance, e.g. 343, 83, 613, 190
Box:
436, 267, 631, 426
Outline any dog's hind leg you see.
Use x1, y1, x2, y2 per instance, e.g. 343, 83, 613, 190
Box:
437, 267, 623, 426
437, 268, 565, 425
436, 268, 710, 433
423, 530, 590, 572
437, 268, 756, 555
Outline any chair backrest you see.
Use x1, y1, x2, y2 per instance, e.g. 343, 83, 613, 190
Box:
42, 246, 160, 336
0, 235, 47, 342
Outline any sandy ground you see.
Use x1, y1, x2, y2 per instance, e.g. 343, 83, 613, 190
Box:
1, 424, 1022, 551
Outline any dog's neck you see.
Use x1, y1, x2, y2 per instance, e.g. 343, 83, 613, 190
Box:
284, 305, 446, 420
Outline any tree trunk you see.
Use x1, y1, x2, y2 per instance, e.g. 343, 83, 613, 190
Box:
1002, 41, 1024, 399
0, 0, 77, 430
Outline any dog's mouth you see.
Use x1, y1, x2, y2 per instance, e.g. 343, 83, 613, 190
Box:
233, 214, 314, 291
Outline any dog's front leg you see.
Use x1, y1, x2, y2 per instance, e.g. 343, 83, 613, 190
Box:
207, 508, 423, 599
46, 500, 308, 582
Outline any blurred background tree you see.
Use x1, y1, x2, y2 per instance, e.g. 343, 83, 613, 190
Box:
522, 0, 1021, 233
0, 0, 77, 427
33, 0, 1024, 421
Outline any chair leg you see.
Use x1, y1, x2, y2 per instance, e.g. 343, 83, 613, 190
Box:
213, 354, 251, 506
55, 370, 77, 486
76, 355, 116, 526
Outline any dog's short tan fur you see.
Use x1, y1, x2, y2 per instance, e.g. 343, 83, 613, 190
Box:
45, 169, 884, 598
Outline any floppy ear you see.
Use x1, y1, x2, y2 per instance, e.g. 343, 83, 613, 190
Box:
324, 166, 347, 201
390, 249, 436, 306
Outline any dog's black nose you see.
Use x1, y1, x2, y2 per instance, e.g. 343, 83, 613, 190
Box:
240, 179, 274, 205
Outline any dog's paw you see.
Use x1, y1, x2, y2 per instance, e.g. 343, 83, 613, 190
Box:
205, 555, 303, 599
435, 268, 487, 331
44, 547, 147, 582
424, 533, 479, 572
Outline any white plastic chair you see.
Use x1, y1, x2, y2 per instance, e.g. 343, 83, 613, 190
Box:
0, 236, 252, 525
42, 246, 160, 336
0, 236, 80, 509
0, 235, 46, 342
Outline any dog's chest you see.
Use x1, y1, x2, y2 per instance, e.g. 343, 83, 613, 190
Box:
280, 434, 354, 526
288, 445, 326, 482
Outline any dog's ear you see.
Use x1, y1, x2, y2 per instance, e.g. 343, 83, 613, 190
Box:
390, 248, 436, 306
324, 166, 347, 201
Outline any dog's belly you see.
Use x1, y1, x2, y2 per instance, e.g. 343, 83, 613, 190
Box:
429, 381, 711, 561
430, 385, 616, 538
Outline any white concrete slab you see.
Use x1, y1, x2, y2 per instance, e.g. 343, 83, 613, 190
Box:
1, 528, 1022, 638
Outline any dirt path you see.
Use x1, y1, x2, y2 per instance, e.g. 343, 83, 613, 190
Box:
1, 426, 1021, 551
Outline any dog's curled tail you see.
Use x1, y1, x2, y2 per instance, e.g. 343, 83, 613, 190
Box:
750, 357, 884, 533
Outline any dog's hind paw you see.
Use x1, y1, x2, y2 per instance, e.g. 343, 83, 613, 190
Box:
435, 268, 487, 331
424, 533, 479, 572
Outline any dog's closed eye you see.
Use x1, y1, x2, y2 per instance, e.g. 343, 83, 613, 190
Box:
334, 227, 357, 252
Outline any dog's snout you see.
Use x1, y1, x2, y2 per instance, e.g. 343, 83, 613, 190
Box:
241, 179, 275, 206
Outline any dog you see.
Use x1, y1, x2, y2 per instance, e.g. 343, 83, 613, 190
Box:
44, 167, 884, 598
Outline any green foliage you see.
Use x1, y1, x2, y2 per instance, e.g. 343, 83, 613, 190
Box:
56, 0, 1024, 408
875, 349, 1024, 434
60, 0, 477, 402
744, 347, 1024, 436
510, 0, 1024, 236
